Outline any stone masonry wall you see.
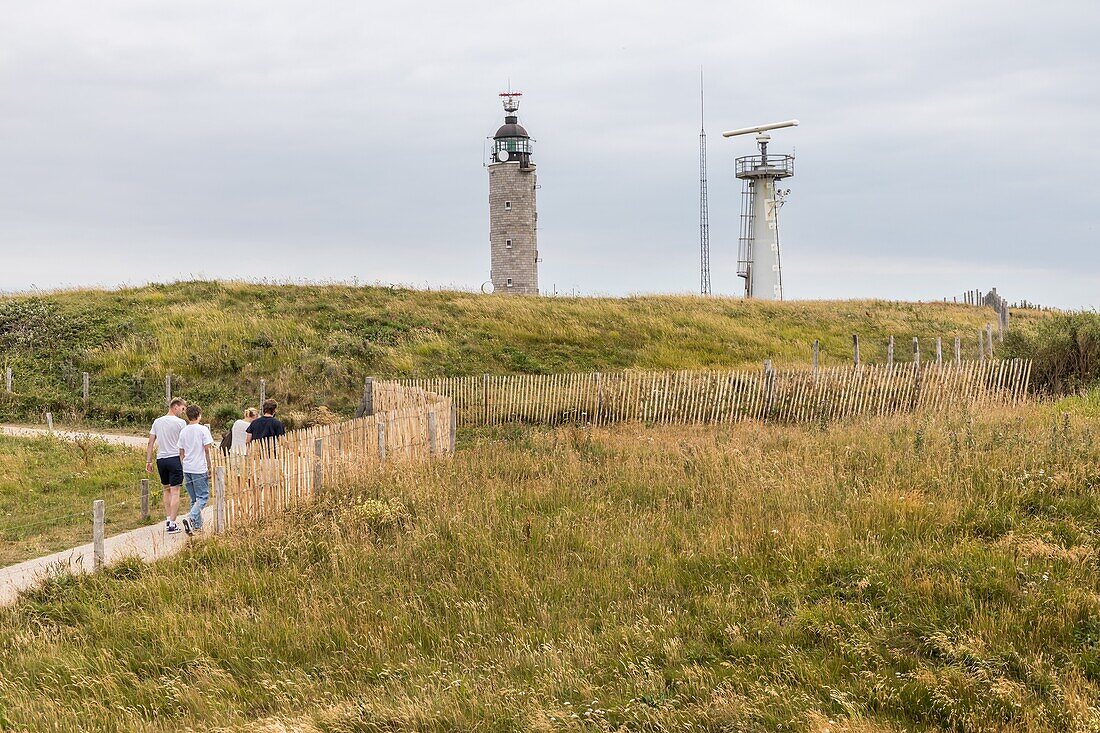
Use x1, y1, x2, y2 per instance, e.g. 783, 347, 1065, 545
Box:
489, 161, 538, 295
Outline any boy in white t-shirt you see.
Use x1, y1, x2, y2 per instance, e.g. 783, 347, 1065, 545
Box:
178, 404, 215, 536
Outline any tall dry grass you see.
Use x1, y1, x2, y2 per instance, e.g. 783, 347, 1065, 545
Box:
0, 399, 1097, 731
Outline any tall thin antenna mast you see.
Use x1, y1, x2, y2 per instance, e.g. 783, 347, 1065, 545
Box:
699, 68, 712, 296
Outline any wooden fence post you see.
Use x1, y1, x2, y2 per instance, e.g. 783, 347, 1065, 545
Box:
852, 335, 860, 367
763, 360, 775, 419
979, 330, 986, 363
4, 367, 11, 393
140, 478, 150, 520
92, 499, 105, 571
214, 467, 226, 533
377, 421, 386, 464
46, 412, 53, 432
313, 438, 323, 492
954, 337, 962, 364
165, 373, 172, 407
428, 412, 438, 456
259, 379, 266, 405
449, 402, 457, 454
812, 340, 820, 374
913, 337, 920, 368
596, 371, 604, 423
986, 324, 994, 357
936, 337, 943, 365
355, 377, 374, 418
482, 374, 490, 426
887, 336, 894, 366
82, 372, 90, 404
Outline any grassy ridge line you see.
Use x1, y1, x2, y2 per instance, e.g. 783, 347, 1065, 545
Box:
0, 400, 1096, 730
0, 281, 1024, 427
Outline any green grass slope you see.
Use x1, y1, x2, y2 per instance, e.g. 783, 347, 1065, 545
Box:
0, 435, 150, 565
0, 281, 1026, 427
0, 400, 1096, 731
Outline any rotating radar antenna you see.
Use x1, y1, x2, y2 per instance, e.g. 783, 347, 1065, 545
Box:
722, 119, 798, 300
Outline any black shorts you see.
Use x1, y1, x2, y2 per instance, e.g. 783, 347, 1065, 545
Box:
156, 456, 184, 487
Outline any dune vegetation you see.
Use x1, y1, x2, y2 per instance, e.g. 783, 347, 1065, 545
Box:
0, 281, 1020, 428
0, 394, 1097, 731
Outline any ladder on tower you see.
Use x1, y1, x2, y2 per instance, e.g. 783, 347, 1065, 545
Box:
737, 179, 755, 293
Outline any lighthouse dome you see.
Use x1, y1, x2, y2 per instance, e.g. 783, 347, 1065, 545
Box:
494, 116, 529, 139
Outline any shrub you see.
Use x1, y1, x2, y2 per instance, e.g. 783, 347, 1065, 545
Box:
1003, 312, 1100, 394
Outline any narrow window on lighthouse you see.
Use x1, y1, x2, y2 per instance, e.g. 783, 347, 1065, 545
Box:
505, 201, 511, 211
506, 278, 514, 288
506, 239, 513, 249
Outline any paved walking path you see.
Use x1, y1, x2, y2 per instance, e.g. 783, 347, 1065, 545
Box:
0, 508, 213, 606
0, 424, 147, 449
0, 422, 207, 607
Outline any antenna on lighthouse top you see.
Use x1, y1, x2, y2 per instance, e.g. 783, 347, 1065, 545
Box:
500, 90, 522, 113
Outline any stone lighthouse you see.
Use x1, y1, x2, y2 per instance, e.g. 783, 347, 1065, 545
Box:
488, 91, 538, 295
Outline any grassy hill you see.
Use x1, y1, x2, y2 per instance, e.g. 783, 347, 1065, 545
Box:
0, 397, 1096, 730
0, 281, 1026, 427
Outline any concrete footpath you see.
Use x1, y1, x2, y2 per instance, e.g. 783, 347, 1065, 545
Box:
0, 423, 207, 607
0, 508, 213, 606
0, 424, 147, 449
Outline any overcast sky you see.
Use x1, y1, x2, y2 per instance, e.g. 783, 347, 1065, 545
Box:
1, 1, 1097, 307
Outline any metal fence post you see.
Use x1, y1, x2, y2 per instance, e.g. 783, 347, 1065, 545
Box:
93, 500, 105, 571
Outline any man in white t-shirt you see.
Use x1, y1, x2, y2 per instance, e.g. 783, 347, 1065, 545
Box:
147, 397, 188, 534
230, 408, 258, 456
178, 403, 215, 536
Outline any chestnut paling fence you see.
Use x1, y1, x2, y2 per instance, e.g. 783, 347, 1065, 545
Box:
400, 359, 1032, 427
209, 381, 454, 532
1, 361, 1033, 594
